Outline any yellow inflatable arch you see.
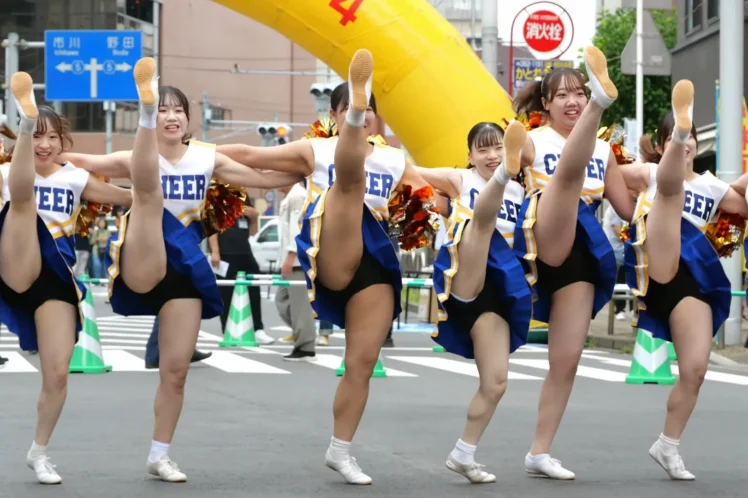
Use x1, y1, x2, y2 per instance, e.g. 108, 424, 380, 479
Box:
210, 0, 516, 168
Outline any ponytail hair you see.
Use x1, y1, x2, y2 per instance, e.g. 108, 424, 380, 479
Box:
640, 111, 699, 164
513, 80, 545, 116
0, 124, 16, 164
639, 133, 661, 163
513, 67, 587, 117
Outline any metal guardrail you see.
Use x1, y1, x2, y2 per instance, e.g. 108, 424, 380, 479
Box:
78, 276, 744, 345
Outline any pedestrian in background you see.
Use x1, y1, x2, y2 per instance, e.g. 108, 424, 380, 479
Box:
275, 182, 317, 361
90, 217, 110, 280
603, 203, 631, 320
208, 197, 274, 344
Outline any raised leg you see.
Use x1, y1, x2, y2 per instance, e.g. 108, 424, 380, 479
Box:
0, 72, 41, 292
450, 120, 525, 299
643, 80, 694, 283
315, 49, 373, 291
533, 46, 617, 266
119, 57, 167, 294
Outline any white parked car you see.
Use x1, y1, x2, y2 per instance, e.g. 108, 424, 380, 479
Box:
250, 217, 280, 273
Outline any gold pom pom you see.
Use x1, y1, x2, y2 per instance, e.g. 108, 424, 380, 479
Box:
202, 179, 248, 238
388, 185, 440, 251
705, 210, 747, 258
598, 123, 634, 165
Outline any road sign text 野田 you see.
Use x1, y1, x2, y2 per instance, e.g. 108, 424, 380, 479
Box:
44, 30, 143, 102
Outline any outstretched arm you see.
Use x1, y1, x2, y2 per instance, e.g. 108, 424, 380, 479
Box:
729, 172, 748, 197
397, 160, 431, 192
718, 187, 748, 218
413, 166, 462, 199
604, 153, 636, 222
59, 150, 132, 179
213, 152, 304, 189
81, 176, 133, 207
216, 140, 315, 177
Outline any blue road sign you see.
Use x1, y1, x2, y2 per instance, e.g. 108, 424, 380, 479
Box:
44, 30, 143, 102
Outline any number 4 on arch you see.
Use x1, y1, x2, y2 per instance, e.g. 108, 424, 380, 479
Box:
329, 0, 364, 26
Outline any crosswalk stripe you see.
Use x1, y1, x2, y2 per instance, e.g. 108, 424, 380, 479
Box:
671, 365, 748, 386
103, 350, 157, 372
388, 356, 543, 380
509, 359, 628, 382
200, 351, 290, 374
313, 354, 418, 377
0, 352, 37, 373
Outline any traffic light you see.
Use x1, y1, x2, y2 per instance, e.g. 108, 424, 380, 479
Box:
256, 122, 293, 145
310, 82, 338, 112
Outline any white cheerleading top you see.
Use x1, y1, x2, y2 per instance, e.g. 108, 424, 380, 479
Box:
159, 140, 215, 238
306, 137, 406, 221
524, 126, 610, 206
0, 162, 89, 243
450, 168, 526, 248
633, 163, 730, 229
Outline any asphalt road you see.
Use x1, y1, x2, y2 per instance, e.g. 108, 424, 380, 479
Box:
1, 286, 747, 498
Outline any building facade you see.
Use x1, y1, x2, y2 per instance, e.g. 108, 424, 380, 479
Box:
1, 0, 318, 155
671, 0, 748, 171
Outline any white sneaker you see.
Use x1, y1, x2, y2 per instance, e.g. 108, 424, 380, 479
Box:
649, 439, 695, 480
254, 330, 275, 345
147, 455, 188, 482
446, 455, 496, 483
325, 450, 372, 485
26, 455, 62, 484
525, 453, 575, 480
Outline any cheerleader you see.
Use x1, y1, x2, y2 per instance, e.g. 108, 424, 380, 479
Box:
416, 120, 532, 483
58, 58, 300, 482
1, 73, 133, 484
511, 46, 634, 479
218, 50, 434, 485
620, 80, 748, 480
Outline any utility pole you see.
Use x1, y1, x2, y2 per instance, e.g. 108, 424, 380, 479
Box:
481, 0, 498, 79
635, 0, 644, 142
3, 32, 20, 134
718, 0, 745, 346
202, 92, 210, 142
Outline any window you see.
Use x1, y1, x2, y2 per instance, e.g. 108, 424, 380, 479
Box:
685, 0, 703, 33
257, 224, 278, 243
209, 105, 233, 128
707, 0, 719, 19
124, 0, 154, 23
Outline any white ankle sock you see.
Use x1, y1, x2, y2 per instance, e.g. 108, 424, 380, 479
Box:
345, 108, 365, 128
19, 116, 37, 135
492, 164, 511, 185
139, 106, 157, 129
148, 440, 170, 463
328, 436, 351, 462
28, 441, 48, 460
658, 433, 680, 456
671, 129, 690, 144
450, 439, 477, 465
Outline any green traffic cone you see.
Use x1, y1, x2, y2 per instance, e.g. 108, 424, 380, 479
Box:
431, 328, 445, 352
625, 329, 676, 385
335, 356, 345, 376
335, 347, 387, 377
69, 285, 112, 374
219, 271, 258, 347
371, 352, 387, 378
667, 341, 677, 361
